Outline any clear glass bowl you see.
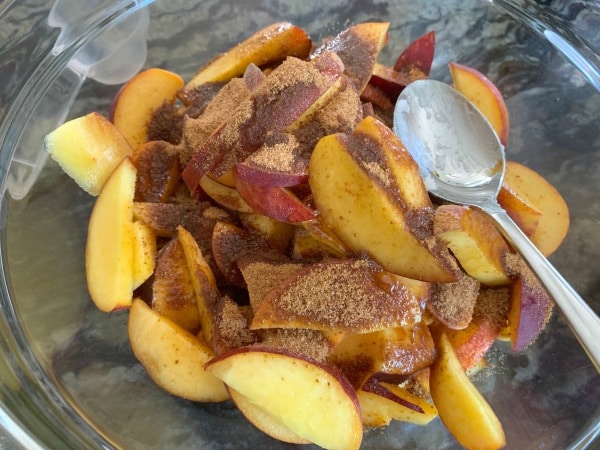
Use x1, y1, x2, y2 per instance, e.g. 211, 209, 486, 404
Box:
0, 0, 598, 448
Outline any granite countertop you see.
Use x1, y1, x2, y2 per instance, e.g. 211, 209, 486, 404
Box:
0, 1, 599, 449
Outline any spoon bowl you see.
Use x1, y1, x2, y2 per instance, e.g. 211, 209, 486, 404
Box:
394, 80, 505, 206
393, 79, 600, 371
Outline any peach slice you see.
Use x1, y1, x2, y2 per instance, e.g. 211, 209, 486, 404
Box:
228, 388, 310, 444
182, 56, 343, 189
234, 176, 316, 223
238, 212, 294, 253
393, 31, 436, 76
177, 226, 219, 345
182, 22, 312, 100
500, 160, 569, 256
130, 140, 180, 203
44, 112, 132, 195
178, 78, 251, 167
497, 180, 542, 237
211, 221, 288, 288
449, 62, 509, 146
299, 218, 349, 259
312, 22, 390, 94
358, 378, 438, 427
110, 68, 184, 149
309, 116, 458, 282
505, 253, 553, 352
128, 298, 229, 402
360, 82, 394, 111
205, 346, 363, 450
251, 258, 422, 334
291, 226, 344, 261
85, 158, 137, 311
235, 160, 308, 188
238, 257, 303, 313
330, 321, 436, 389
429, 332, 506, 450
428, 273, 481, 330
199, 175, 254, 213
434, 204, 511, 286
440, 287, 511, 372
213, 298, 256, 355
132, 220, 156, 289
369, 62, 426, 101
151, 237, 201, 334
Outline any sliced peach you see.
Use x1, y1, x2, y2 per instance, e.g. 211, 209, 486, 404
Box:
213, 297, 256, 355
312, 22, 389, 94
128, 298, 229, 402
176, 226, 220, 345
430, 332, 506, 450
239, 212, 294, 253
235, 160, 308, 188
151, 237, 201, 334
85, 158, 136, 311
440, 287, 511, 372
200, 175, 253, 213
497, 181, 542, 236
291, 226, 343, 261
505, 254, 553, 352
110, 68, 184, 149
449, 62, 509, 146
205, 346, 363, 450
211, 221, 287, 288
393, 31, 436, 76
358, 378, 437, 427
130, 140, 180, 203
234, 176, 316, 223
251, 259, 422, 334
298, 218, 349, 259
369, 62, 426, 101
182, 22, 312, 100
309, 116, 458, 282
428, 273, 480, 330
228, 388, 310, 444
132, 220, 156, 289
45, 112, 132, 195
330, 321, 436, 389
434, 204, 511, 286
500, 160, 569, 256
182, 56, 342, 189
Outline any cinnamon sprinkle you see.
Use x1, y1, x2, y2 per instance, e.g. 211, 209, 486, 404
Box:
428, 274, 480, 330
252, 258, 422, 333
246, 133, 300, 172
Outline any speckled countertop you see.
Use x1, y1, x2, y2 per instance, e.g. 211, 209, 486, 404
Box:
0, 1, 599, 449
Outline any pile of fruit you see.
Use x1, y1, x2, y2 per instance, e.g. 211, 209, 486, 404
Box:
45, 20, 570, 450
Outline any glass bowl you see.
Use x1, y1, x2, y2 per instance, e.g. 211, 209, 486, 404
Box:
0, 0, 599, 448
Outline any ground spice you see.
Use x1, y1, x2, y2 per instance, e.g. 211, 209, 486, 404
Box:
251, 258, 422, 333
429, 274, 480, 329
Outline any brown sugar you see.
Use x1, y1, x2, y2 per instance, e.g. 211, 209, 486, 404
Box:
245, 133, 300, 172
147, 101, 185, 145
215, 296, 256, 353
210, 56, 332, 178
473, 287, 511, 328
178, 77, 251, 166
251, 258, 422, 333
239, 260, 304, 312
292, 76, 363, 150
428, 274, 480, 330
261, 328, 333, 363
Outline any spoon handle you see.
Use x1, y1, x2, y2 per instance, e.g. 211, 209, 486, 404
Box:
482, 202, 600, 372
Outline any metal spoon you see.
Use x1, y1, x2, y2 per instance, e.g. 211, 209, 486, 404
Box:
394, 79, 600, 371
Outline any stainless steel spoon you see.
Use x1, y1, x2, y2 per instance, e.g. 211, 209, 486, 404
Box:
394, 78, 600, 371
